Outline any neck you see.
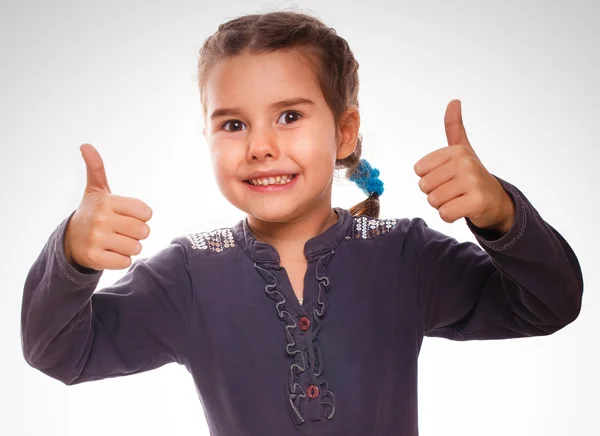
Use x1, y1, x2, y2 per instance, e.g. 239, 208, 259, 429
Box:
246, 204, 339, 258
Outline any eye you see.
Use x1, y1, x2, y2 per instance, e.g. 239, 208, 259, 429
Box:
221, 120, 247, 132
277, 110, 302, 125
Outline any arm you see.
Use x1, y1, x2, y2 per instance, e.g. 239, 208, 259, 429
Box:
402, 176, 583, 340
20, 209, 194, 384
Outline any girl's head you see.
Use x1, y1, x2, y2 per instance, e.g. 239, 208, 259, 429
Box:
197, 11, 382, 222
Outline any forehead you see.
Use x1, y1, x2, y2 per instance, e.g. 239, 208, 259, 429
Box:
204, 49, 324, 112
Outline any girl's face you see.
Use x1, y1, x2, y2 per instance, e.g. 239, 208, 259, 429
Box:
202, 49, 358, 223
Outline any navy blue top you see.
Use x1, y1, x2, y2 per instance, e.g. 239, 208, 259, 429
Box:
20, 175, 584, 435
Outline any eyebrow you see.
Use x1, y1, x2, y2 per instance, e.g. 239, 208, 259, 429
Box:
210, 97, 315, 121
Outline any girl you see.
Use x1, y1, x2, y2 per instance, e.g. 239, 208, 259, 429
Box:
21, 10, 583, 436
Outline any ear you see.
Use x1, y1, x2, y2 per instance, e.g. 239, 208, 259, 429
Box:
202, 127, 207, 141
336, 105, 360, 160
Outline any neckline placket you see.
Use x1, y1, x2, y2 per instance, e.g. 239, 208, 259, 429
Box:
232, 208, 353, 425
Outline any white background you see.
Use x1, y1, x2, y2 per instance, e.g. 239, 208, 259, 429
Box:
1, 0, 598, 435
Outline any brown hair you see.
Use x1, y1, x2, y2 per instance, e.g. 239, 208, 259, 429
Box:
196, 10, 381, 218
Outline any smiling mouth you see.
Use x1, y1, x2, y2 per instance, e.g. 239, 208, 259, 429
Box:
244, 174, 298, 185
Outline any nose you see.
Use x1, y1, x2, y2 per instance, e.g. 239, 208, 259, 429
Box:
247, 125, 279, 161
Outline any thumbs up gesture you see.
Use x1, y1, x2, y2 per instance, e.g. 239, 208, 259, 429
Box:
63, 143, 153, 271
413, 100, 515, 234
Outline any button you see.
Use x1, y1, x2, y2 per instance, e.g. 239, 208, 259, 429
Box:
298, 316, 311, 331
306, 384, 320, 399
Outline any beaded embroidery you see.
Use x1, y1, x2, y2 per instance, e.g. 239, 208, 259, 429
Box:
186, 228, 236, 252
352, 216, 398, 239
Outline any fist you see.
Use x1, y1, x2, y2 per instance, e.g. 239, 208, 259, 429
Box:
64, 143, 153, 271
413, 100, 515, 233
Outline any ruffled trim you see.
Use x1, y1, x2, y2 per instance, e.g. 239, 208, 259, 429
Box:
311, 250, 336, 418
253, 249, 336, 425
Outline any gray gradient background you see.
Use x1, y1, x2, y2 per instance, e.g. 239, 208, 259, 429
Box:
1, 0, 598, 435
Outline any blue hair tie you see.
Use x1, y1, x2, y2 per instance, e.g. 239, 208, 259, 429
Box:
349, 159, 384, 197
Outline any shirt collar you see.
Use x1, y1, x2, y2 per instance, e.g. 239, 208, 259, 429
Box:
232, 207, 353, 264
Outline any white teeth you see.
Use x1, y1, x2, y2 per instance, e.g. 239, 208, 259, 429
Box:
248, 174, 295, 185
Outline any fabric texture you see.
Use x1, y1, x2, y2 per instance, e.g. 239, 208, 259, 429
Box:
20, 174, 584, 435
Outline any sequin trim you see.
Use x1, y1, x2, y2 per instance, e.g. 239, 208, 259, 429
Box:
352, 216, 398, 239
186, 228, 236, 252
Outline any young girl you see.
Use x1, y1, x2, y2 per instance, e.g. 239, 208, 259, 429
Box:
21, 10, 583, 436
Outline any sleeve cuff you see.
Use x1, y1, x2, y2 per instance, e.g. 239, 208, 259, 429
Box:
465, 174, 527, 252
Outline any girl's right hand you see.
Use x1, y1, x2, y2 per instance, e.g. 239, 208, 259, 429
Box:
64, 143, 153, 271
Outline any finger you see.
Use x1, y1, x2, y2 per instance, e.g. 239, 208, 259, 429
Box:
438, 193, 471, 224
426, 178, 466, 209
417, 160, 456, 195
111, 195, 153, 222
104, 232, 143, 257
96, 242, 136, 270
112, 214, 151, 241
413, 146, 458, 177
81, 143, 112, 193
444, 99, 471, 148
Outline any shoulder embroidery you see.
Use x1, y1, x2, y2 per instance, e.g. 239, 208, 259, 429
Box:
352, 216, 398, 239
186, 227, 236, 252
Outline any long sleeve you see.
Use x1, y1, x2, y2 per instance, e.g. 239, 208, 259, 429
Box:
401, 175, 583, 340
20, 209, 194, 385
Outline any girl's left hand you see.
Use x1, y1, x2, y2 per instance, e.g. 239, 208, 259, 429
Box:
413, 99, 516, 234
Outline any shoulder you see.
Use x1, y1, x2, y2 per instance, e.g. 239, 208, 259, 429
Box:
350, 215, 402, 240
347, 215, 439, 258
349, 215, 424, 241
170, 225, 238, 256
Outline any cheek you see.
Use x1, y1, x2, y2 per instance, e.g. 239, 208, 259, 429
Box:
209, 142, 239, 186
292, 126, 337, 165
208, 145, 245, 205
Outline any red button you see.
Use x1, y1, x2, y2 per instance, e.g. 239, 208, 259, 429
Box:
306, 384, 320, 399
298, 316, 311, 331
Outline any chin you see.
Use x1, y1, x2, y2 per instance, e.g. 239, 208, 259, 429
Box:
242, 202, 304, 223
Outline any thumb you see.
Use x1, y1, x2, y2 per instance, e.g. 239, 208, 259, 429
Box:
80, 143, 111, 194
444, 99, 471, 148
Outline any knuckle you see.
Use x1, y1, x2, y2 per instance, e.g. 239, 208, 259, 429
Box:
466, 171, 478, 185
465, 156, 478, 171
136, 199, 152, 221
123, 256, 133, 269
135, 224, 146, 241
451, 157, 462, 172
91, 211, 109, 228
427, 193, 437, 207
89, 228, 102, 246
439, 207, 451, 222
85, 250, 98, 268
474, 193, 487, 210
457, 156, 469, 171
96, 194, 111, 209
456, 145, 469, 156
